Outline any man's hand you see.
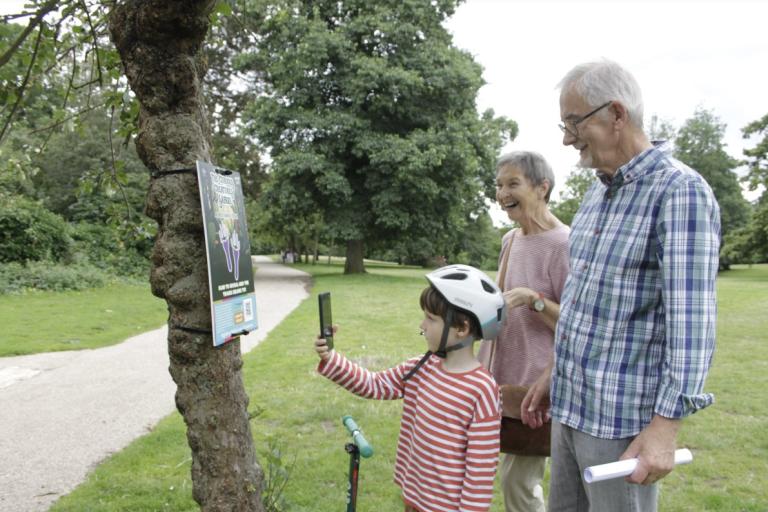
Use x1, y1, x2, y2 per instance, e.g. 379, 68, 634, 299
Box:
520, 363, 552, 428
621, 415, 680, 485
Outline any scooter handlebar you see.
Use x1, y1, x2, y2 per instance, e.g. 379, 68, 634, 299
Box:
342, 415, 374, 458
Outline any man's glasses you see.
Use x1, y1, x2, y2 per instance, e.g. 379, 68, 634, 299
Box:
559, 101, 612, 139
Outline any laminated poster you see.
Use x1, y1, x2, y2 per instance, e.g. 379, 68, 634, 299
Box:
196, 161, 258, 347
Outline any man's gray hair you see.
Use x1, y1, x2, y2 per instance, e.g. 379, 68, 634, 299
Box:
496, 150, 555, 203
557, 59, 644, 129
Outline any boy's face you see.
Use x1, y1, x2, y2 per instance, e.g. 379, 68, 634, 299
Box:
420, 311, 461, 352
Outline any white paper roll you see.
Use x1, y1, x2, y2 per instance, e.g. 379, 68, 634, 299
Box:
583, 448, 693, 483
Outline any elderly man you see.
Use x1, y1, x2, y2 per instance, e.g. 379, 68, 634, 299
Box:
522, 60, 720, 511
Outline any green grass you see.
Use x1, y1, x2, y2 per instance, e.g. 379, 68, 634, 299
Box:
0, 283, 167, 356
50, 263, 768, 511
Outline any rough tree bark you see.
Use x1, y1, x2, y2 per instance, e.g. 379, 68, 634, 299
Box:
108, 2, 264, 510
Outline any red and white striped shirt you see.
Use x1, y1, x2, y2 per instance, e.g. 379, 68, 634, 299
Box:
318, 351, 500, 512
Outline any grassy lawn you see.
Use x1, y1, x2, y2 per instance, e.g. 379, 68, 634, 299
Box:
50, 263, 768, 511
0, 283, 167, 356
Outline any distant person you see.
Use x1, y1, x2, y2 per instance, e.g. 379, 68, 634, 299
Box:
315, 265, 505, 512
522, 59, 720, 511
478, 151, 569, 512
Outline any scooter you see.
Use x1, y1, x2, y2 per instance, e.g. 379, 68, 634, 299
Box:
341, 415, 374, 512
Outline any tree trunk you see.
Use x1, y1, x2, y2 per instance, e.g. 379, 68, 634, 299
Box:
108, 2, 264, 510
344, 239, 366, 274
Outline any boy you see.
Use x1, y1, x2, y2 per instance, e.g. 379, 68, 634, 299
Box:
315, 265, 505, 512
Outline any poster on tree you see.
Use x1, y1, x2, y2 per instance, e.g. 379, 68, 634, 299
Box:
196, 160, 259, 347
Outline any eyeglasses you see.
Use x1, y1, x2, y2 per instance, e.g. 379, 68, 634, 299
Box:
559, 101, 612, 139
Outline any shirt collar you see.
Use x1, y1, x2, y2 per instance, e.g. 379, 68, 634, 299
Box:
595, 140, 671, 189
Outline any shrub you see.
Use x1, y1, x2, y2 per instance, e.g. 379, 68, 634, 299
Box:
70, 222, 151, 278
0, 197, 72, 263
0, 260, 110, 294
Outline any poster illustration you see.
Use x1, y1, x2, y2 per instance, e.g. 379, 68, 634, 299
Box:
196, 160, 259, 347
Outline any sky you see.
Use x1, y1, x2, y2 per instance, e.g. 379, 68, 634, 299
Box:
3, 1, 768, 225
444, 0, 768, 224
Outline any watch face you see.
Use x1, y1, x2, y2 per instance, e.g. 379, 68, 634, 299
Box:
533, 299, 545, 312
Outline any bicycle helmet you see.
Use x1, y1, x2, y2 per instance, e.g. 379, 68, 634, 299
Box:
425, 264, 506, 342
403, 264, 506, 381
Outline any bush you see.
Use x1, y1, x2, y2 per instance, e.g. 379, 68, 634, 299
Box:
0, 260, 110, 294
0, 197, 72, 263
70, 222, 151, 278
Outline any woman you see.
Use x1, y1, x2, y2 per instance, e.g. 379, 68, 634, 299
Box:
478, 150, 570, 512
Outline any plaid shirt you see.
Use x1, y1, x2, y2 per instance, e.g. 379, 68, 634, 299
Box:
551, 141, 720, 439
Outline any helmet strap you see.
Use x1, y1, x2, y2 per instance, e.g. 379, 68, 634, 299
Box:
444, 335, 475, 353
402, 351, 433, 382
434, 308, 454, 358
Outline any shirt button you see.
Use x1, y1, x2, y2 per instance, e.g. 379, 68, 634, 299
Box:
581, 264, 588, 271
594, 228, 601, 235
560, 333, 566, 341
571, 299, 576, 305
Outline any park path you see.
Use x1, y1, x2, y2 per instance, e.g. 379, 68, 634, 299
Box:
0, 256, 310, 512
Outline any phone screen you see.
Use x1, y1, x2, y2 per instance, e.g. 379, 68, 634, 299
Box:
318, 292, 333, 349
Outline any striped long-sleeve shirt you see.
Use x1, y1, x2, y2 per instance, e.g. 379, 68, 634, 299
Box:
552, 141, 720, 439
318, 351, 500, 512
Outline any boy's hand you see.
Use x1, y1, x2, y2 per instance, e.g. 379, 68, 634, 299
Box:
315, 325, 337, 362
315, 337, 333, 361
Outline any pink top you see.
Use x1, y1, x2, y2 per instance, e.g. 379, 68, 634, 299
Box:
478, 225, 570, 387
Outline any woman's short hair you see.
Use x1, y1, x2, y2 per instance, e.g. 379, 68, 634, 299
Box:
557, 59, 644, 129
496, 150, 555, 203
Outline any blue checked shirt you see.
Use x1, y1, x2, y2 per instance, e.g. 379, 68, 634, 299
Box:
551, 141, 720, 439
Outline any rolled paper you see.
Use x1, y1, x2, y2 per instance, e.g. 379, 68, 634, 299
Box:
583, 448, 693, 483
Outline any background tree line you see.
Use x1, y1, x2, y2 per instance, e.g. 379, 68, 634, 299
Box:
4, 2, 766, 286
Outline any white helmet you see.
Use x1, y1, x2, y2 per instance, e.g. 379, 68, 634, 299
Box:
425, 264, 506, 341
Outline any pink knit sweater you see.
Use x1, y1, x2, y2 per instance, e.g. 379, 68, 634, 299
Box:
478, 225, 570, 387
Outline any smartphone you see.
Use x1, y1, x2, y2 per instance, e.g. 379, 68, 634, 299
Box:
318, 292, 333, 349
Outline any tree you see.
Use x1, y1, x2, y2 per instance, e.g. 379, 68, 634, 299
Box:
742, 113, 768, 192
723, 112, 768, 264
675, 108, 750, 247
549, 166, 594, 227
108, 2, 264, 510
243, 0, 516, 273
4, 2, 267, 508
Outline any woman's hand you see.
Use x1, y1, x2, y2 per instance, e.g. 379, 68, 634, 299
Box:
503, 287, 537, 309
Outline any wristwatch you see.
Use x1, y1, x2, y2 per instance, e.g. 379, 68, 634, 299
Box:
532, 292, 545, 313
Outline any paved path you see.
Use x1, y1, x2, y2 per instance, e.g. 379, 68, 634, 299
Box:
0, 256, 310, 512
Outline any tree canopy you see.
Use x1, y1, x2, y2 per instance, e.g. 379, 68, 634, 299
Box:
241, 0, 517, 272
674, 108, 750, 240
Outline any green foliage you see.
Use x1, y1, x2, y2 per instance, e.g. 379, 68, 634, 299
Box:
674, 108, 750, 240
243, 0, 516, 269
0, 259, 109, 294
454, 212, 501, 270
549, 166, 595, 227
728, 112, 768, 264
0, 1, 126, 147
259, 437, 296, 512
0, 196, 72, 263
721, 198, 768, 264
742, 112, 768, 192
70, 222, 152, 278
30, 109, 149, 222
